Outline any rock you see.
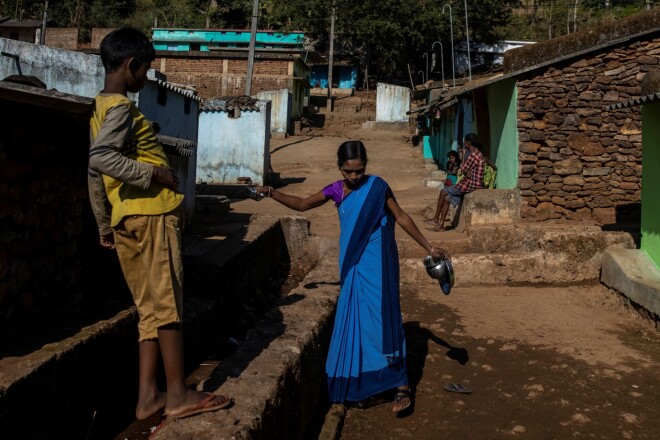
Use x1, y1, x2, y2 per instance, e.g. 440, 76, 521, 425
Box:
582, 167, 611, 176
554, 158, 584, 175
567, 133, 590, 151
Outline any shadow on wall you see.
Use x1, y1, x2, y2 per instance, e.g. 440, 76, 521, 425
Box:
602, 203, 641, 247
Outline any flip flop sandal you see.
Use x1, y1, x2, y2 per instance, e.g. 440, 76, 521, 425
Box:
392, 388, 412, 413
443, 383, 472, 394
164, 393, 233, 420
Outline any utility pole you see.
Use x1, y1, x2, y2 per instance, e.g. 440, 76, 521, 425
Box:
463, 0, 471, 81
245, 0, 259, 95
327, 2, 336, 111
39, 0, 48, 45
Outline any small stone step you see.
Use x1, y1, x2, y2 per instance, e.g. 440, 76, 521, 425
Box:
424, 178, 444, 189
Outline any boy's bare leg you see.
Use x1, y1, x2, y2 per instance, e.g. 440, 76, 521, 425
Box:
136, 340, 167, 420
158, 324, 228, 414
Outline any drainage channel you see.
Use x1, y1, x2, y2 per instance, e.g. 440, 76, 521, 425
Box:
0, 215, 338, 440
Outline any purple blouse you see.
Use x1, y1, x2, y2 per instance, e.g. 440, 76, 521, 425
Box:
322, 180, 345, 206
322, 177, 394, 207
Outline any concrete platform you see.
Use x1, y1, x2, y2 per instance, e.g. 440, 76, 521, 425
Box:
601, 249, 660, 321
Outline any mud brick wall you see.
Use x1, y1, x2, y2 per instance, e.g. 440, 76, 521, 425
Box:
516, 38, 659, 223
154, 55, 293, 99
0, 101, 127, 355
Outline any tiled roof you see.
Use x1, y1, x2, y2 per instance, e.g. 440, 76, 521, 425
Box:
201, 96, 261, 112
158, 134, 196, 157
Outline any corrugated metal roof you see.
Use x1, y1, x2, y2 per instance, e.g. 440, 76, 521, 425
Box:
148, 77, 202, 102
605, 92, 660, 110
201, 96, 261, 112
158, 134, 196, 157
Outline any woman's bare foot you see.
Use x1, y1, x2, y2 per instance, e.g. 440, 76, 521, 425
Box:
164, 389, 232, 419
423, 218, 439, 226
136, 391, 166, 420
426, 224, 446, 232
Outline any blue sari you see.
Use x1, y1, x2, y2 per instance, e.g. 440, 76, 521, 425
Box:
326, 175, 407, 402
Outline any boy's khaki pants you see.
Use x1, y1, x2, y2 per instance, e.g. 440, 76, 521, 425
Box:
113, 207, 184, 341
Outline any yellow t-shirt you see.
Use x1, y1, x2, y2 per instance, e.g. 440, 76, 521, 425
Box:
89, 94, 183, 228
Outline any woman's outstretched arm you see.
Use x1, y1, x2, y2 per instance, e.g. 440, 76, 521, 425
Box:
254, 186, 329, 212
385, 196, 449, 259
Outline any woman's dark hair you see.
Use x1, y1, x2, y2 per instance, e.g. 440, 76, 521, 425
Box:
100, 27, 156, 73
463, 133, 484, 151
337, 140, 368, 167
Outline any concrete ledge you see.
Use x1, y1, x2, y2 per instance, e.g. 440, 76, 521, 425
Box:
399, 224, 636, 286
601, 249, 660, 318
457, 189, 521, 232
154, 246, 340, 439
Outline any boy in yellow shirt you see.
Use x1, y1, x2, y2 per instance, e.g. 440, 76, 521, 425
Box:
88, 27, 231, 421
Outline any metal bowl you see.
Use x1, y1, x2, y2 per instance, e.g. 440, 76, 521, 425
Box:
423, 255, 454, 295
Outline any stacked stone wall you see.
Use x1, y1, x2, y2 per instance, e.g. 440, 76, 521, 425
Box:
517, 38, 659, 223
155, 56, 294, 99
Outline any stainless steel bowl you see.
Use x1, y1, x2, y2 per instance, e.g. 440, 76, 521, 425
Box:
423, 255, 454, 294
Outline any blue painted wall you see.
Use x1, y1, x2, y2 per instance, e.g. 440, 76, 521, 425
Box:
310, 65, 358, 89
152, 29, 304, 52
137, 77, 200, 225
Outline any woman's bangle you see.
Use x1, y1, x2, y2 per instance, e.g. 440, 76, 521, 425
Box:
430, 246, 435, 254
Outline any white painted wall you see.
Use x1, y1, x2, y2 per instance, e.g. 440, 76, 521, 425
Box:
197, 100, 271, 184
376, 83, 410, 123
256, 89, 291, 134
0, 37, 104, 97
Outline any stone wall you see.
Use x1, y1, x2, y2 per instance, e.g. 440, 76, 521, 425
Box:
516, 38, 658, 223
155, 54, 295, 99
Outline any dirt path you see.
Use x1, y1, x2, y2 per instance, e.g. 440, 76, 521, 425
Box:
235, 92, 660, 439
341, 284, 660, 440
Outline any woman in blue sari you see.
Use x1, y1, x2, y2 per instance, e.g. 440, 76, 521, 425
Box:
255, 141, 448, 412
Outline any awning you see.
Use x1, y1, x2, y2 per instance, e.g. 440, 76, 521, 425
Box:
605, 92, 660, 110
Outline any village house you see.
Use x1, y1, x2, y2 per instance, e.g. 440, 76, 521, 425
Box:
415, 9, 660, 225
147, 28, 315, 121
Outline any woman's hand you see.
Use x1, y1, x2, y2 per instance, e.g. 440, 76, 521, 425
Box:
253, 186, 271, 197
431, 246, 450, 260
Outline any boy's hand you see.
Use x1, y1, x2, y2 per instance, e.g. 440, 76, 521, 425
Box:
152, 166, 179, 190
100, 233, 115, 250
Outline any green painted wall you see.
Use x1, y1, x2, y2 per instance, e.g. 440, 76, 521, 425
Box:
641, 103, 660, 268
485, 79, 518, 189
424, 109, 456, 165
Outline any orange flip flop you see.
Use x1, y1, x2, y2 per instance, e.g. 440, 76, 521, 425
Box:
164, 393, 233, 420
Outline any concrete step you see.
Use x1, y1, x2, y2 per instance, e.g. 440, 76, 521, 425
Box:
602, 249, 660, 322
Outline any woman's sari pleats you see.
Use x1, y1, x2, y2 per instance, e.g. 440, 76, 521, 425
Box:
326, 176, 407, 402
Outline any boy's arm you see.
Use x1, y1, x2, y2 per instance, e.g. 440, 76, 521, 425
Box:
87, 167, 115, 247
89, 104, 154, 189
